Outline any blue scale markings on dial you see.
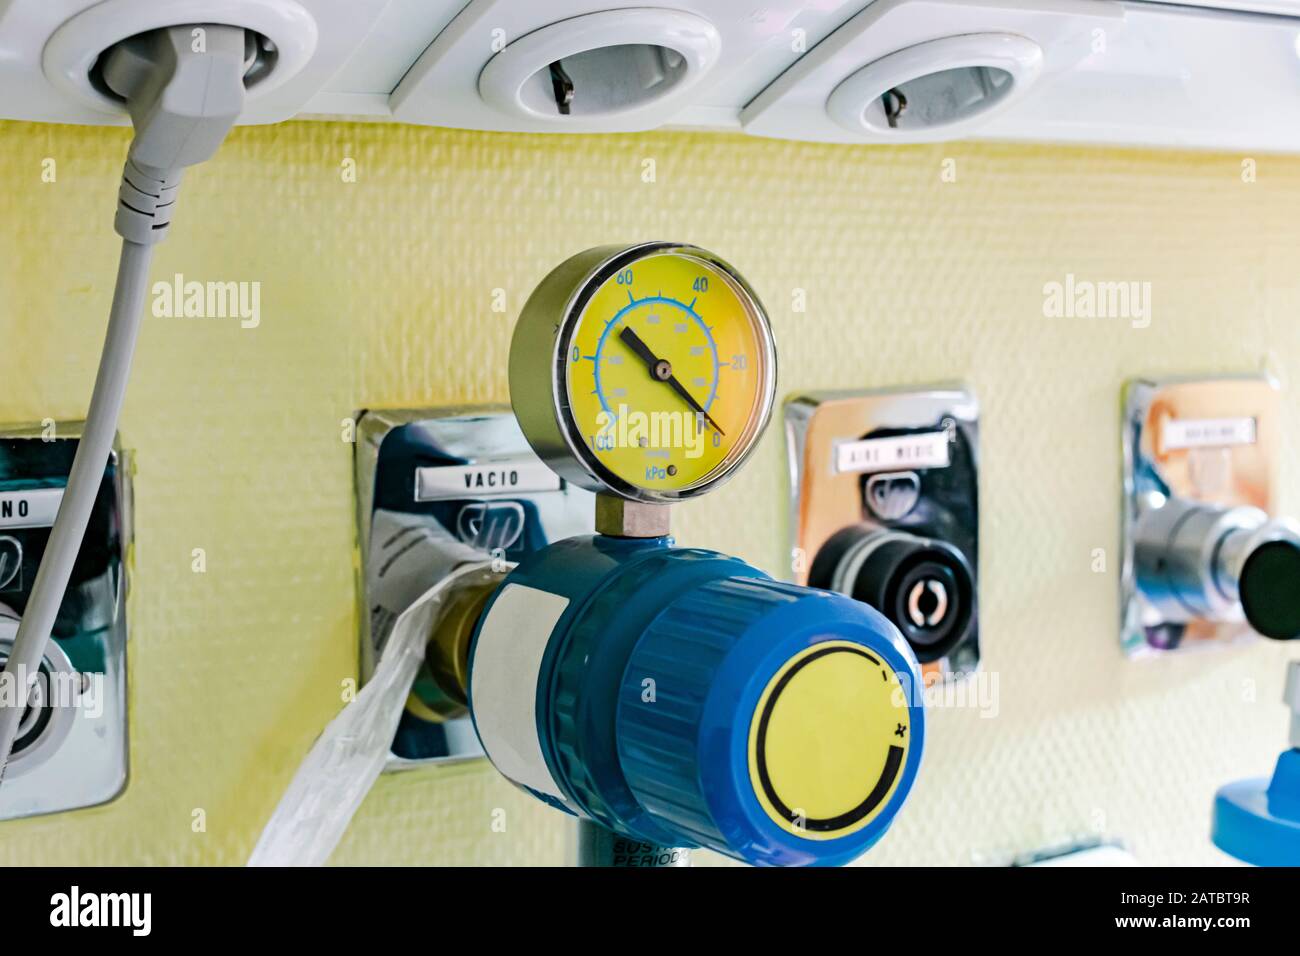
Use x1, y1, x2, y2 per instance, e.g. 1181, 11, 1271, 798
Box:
589, 292, 721, 425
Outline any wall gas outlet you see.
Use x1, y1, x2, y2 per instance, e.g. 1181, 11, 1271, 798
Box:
0, 422, 130, 821
353, 407, 593, 768
786, 387, 980, 682
1121, 375, 1300, 654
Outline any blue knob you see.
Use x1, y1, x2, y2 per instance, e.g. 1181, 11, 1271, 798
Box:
467, 535, 925, 867
1213, 749, 1300, 865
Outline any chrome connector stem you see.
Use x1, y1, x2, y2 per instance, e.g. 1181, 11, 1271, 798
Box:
594, 494, 671, 538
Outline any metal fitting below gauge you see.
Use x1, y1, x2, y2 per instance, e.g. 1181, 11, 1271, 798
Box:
1122, 375, 1300, 654
0, 422, 130, 821
786, 387, 980, 681
352, 407, 594, 768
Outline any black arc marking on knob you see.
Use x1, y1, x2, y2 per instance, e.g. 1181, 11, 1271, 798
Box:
754, 645, 905, 834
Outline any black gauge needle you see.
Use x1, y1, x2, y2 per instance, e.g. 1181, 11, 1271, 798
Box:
618, 325, 725, 435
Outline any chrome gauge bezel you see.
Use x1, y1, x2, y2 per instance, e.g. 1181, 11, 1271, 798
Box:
512, 241, 777, 504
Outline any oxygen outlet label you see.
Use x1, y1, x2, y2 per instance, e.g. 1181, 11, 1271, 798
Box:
748, 641, 911, 840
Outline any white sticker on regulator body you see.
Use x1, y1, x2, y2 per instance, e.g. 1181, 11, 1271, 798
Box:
470, 583, 570, 801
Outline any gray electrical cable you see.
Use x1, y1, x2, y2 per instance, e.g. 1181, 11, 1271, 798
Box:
0, 239, 153, 782
0, 23, 251, 783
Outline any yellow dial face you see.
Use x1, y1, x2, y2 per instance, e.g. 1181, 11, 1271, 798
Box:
562, 250, 772, 498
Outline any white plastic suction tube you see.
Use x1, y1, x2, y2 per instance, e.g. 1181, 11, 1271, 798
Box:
248, 561, 504, 867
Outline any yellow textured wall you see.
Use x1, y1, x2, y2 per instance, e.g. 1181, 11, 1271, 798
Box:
0, 118, 1296, 866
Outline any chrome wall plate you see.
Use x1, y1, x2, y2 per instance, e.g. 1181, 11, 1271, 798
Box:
1121, 375, 1293, 655
786, 387, 980, 683
353, 407, 594, 769
0, 421, 130, 821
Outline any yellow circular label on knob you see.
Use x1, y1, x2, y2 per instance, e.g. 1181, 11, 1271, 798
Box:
748, 641, 912, 840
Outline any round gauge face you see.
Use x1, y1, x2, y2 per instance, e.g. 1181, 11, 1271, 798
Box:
558, 248, 774, 500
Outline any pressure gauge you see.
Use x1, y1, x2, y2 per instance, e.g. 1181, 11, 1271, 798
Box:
511, 243, 776, 503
